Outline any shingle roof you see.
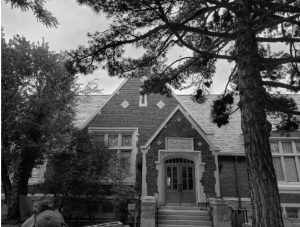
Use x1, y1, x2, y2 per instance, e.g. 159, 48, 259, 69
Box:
74, 95, 110, 128
178, 95, 245, 153
74, 93, 300, 153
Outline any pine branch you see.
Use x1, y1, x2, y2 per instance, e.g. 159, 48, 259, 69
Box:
263, 56, 300, 66
205, 0, 237, 13
182, 6, 219, 24
250, 0, 300, 13
161, 56, 198, 75
255, 13, 300, 32
257, 36, 300, 43
168, 23, 236, 39
223, 64, 237, 94
262, 80, 300, 92
154, 0, 235, 61
74, 25, 167, 61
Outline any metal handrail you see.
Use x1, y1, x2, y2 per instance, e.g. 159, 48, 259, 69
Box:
205, 195, 213, 221
155, 204, 159, 227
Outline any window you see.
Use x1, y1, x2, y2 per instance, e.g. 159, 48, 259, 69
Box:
94, 134, 105, 143
92, 131, 134, 179
286, 207, 300, 218
271, 140, 300, 183
120, 150, 131, 176
282, 205, 300, 218
122, 135, 132, 146
139, 94, 147, 106
108, 135, 118, 147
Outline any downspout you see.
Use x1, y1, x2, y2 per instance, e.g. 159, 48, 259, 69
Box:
234, 156, 242, 208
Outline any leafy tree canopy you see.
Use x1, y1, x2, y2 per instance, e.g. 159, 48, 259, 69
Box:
43, 129, 112, 220
1, 31, 78, 220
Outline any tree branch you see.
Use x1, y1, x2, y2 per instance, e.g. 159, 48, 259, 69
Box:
205, 0, 237, 13
255, 13, 300, 32
262, 80, 300, 92
168, 23, 236, 39
263, 56, 300, 67
182, 5, 219, 24
223, 64, 237, 94
154, 0, 235, 61
257, 36, 300, 43
74, 25, 167, 61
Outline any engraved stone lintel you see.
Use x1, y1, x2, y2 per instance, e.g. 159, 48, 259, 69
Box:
166, 137, 194, 151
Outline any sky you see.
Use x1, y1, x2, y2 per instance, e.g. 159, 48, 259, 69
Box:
1, 0, 233, 95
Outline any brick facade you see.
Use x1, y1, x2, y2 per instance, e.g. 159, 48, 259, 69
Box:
219, 156, 300, 204
85, 78, 179, 146
219, 156, 250, 198
280, 194, 300, 204
146, 110, 216, 196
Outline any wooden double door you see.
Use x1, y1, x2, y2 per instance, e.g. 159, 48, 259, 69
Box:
165, 158, 196, 204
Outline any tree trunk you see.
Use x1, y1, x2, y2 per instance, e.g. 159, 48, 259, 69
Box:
2, 157, 12, 205
236, 4, 284, 227
7, 145, 38, 221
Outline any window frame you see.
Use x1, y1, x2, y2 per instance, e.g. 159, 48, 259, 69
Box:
89, 127, 138, 182
281, 203, 300, 218
270, 139, 300, 186
139, 93, 148, 107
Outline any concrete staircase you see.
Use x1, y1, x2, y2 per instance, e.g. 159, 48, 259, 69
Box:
157, 205, 212, 227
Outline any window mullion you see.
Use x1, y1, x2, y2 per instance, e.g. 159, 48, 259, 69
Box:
292, 141, 300, 181
104, 133, 108, 144
279, 141, 288, 182
118, 134, 122, 147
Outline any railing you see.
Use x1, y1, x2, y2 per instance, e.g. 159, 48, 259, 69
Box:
84, 221, 124, 227
155, 204, 159, 227
205, 195, 213, 220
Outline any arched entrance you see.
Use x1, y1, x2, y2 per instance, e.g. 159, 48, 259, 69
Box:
165, 158, 196, 205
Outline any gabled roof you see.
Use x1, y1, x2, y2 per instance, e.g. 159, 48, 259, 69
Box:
74, 95, 110, 128
74, 86, 300, 153
77, 79, 129, 129
141, 105, 219, 151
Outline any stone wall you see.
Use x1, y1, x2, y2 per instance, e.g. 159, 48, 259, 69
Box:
146, 110, 216, 196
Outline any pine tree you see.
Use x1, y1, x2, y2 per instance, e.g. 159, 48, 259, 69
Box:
71, 1, 300, 226
3, 0, 58, 27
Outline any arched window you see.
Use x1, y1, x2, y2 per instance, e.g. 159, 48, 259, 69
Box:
165, 158, 194, 164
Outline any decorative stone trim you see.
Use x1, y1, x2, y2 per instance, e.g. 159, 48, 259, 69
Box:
156, 100, 165, 109
121, 100, 129, 109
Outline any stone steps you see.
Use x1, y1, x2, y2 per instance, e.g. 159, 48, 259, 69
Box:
157, 206, 212, 227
